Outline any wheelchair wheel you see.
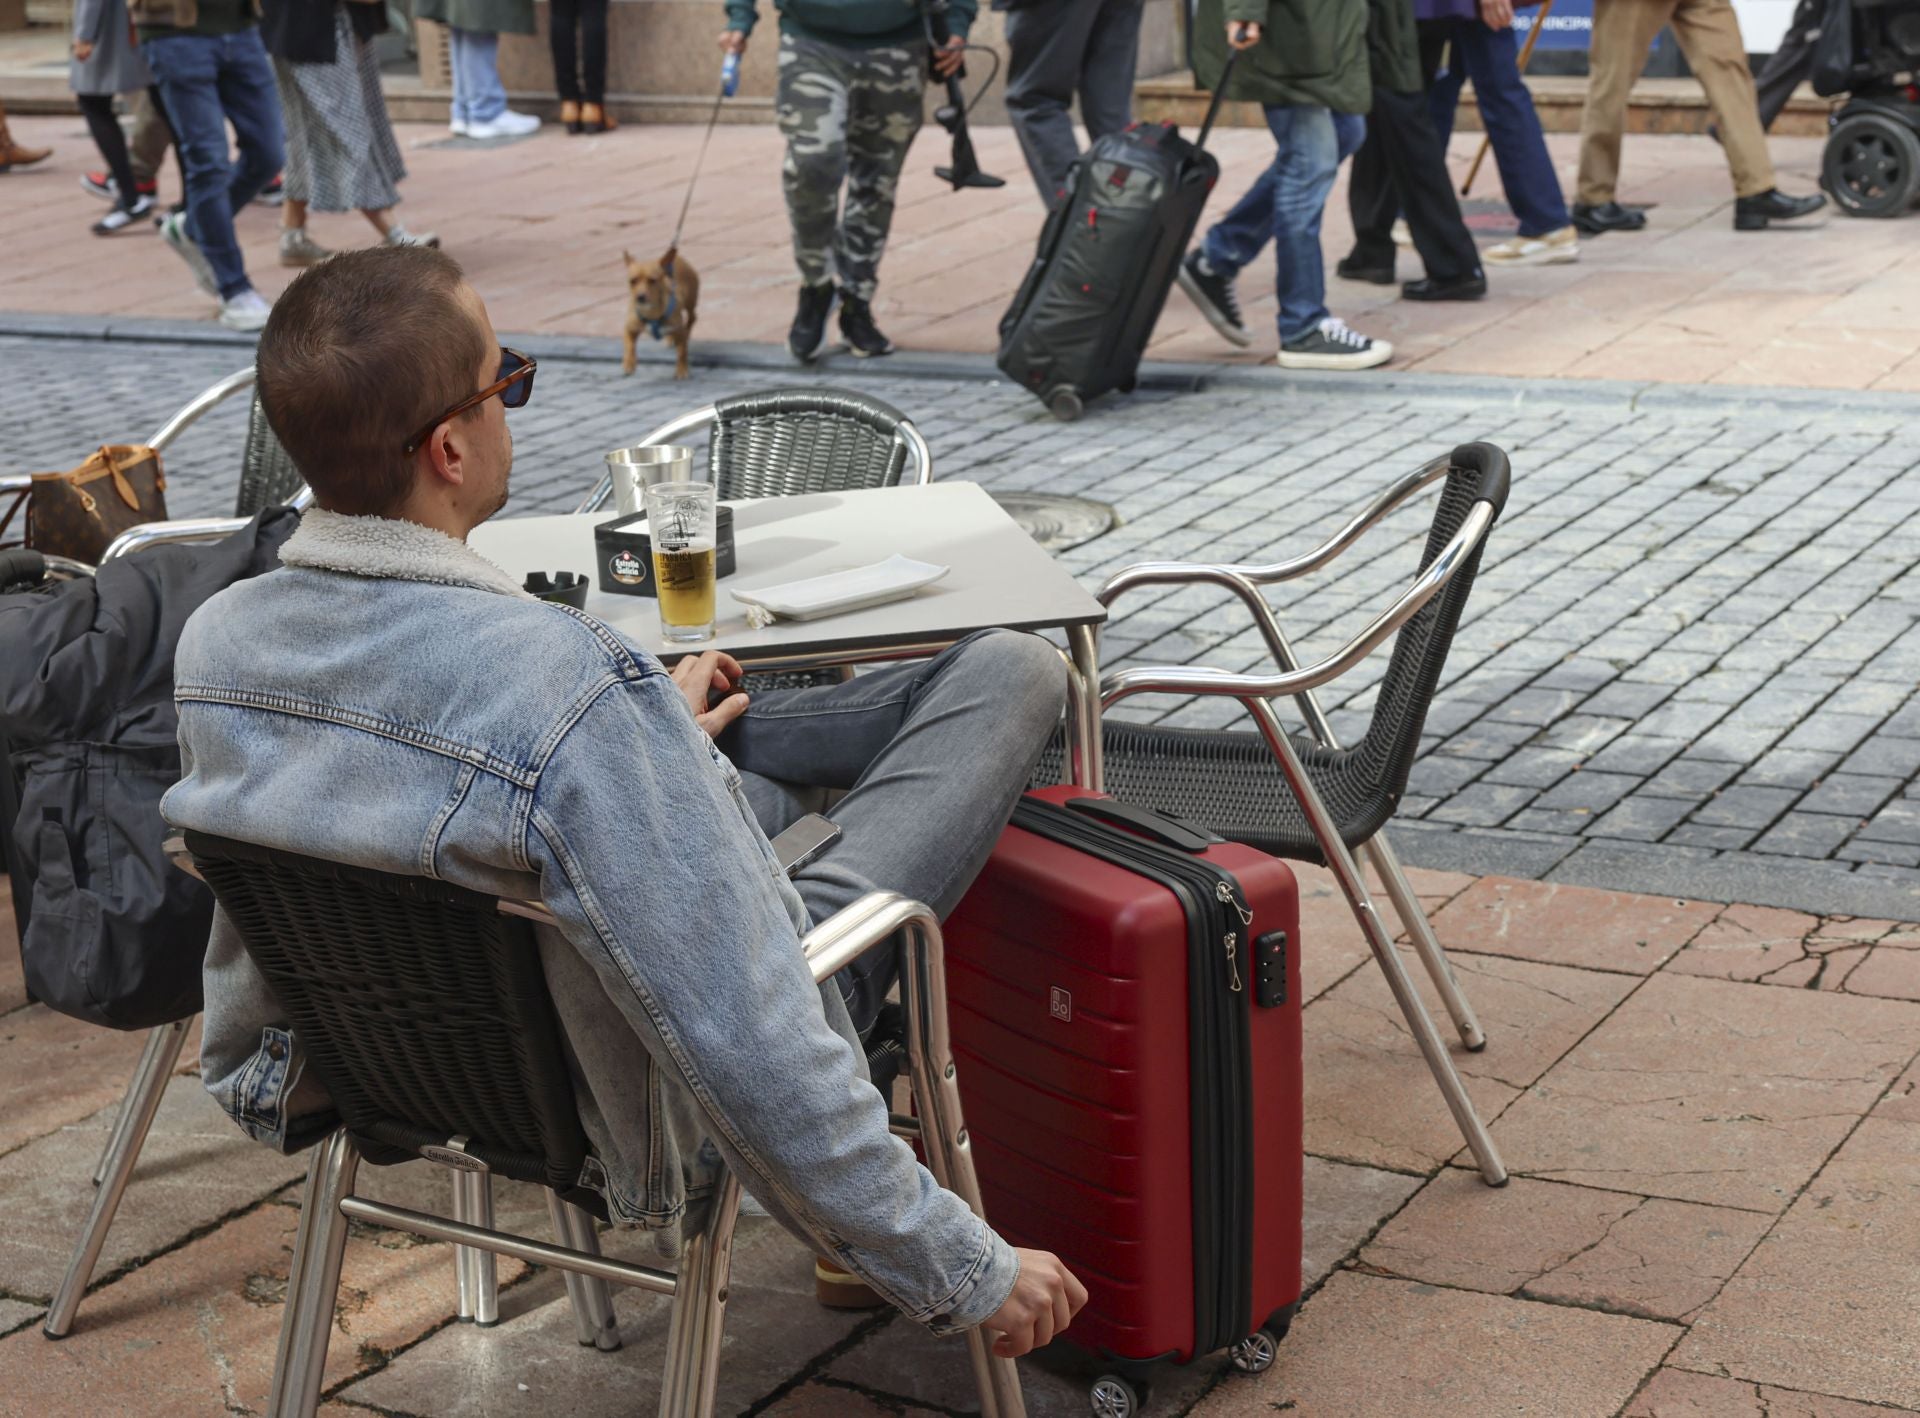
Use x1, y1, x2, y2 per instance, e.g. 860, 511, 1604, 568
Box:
1822, 112, 1920, 217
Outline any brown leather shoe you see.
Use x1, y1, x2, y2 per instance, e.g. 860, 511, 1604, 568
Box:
560, 99, 582, 134
581, 102, 616, 133
814, 1257, 886, 1310
0, 103, 51, 172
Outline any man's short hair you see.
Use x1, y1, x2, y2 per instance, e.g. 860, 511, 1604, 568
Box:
256, 246, 491, 518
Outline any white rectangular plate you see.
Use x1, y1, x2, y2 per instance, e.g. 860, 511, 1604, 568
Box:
730, 555, 950, 621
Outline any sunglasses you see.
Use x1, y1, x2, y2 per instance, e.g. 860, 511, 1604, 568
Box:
402, 346, 538, 456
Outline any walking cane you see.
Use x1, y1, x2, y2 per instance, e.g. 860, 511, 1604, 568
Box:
1461, 0, 1554, 196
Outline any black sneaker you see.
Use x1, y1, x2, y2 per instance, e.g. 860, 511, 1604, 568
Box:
1177, 250, 1250, 348
254, 173, 286, 207
789, 281, 835, 363
839, 295, 893, 358
1277, 317, 1393, 371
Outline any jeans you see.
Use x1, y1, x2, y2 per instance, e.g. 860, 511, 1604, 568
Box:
1424, 19, 1571, 237
140, 29, 283, 300
1004, 0, 1144, 204
718, 631, 1069, 1035
448, 27, 506, 125
1202, 103, 1366, 343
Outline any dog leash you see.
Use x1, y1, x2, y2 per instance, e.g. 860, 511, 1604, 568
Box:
669, 50, 740, 254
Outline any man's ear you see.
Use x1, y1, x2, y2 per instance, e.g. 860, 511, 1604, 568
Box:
421, 421, 466, 490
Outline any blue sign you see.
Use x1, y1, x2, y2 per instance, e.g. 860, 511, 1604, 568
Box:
1513, 0, 1595, 49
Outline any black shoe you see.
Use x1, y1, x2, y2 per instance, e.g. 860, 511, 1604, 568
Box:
1733, 188, 1826, 230
788, 282, 835, 363
1571, 201, 1648, 234
254, 173, 285, 208
1402, 270, 1487, 302
838, 294, 893, 358
1177, 250, 1251, 348
1336, 253, 1396, 285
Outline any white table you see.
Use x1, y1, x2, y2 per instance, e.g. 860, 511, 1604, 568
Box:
470, 482, 1108, 787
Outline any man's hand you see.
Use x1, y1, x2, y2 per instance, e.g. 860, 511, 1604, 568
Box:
73, 39, 94, 59
982, 1249, 1089, 1358
1227, 20, 1262, 48
933, 35, 966, 77
670, 650, 749, 738
1480, 0, 1515, 28
718, 28, 747, 55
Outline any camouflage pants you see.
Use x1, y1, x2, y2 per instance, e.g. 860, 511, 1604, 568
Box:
776, 31, 925, 302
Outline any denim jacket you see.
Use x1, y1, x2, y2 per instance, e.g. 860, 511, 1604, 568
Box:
161, 510, 1016, 1334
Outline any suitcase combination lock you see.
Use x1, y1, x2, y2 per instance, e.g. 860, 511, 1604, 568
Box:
1254, 931, 1288, 1009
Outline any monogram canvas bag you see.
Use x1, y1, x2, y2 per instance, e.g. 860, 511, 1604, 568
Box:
0, 444, 169, 565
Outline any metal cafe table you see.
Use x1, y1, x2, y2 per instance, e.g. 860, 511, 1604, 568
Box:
469, 482, 1109, 787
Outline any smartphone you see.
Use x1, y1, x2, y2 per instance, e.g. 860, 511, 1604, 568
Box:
773, 813, 841, 875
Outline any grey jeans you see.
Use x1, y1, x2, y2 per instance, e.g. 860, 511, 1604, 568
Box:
1004, 0, 1145, 203
718, 628, 1067, 1034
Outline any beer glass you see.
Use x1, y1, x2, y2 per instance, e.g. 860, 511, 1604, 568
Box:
606, 445, 693, 515
643, 480, 717, 643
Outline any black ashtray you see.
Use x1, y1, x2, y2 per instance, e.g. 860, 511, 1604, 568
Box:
524, 571, 590, 608
594, 507, 736, 599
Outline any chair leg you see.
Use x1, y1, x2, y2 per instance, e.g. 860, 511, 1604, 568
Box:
449, 1170, 499, 1325
42, 1017, 192, 1339
1243, 699, 1508, 1187
545, 1190, 621, 1351
657, 1170, 740, 1418
1361, 832, 1487, 1052
269, 1129, 362, 1418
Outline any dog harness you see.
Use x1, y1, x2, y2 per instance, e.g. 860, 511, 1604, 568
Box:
645, 286, 679, 342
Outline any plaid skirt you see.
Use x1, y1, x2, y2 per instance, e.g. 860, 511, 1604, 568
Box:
273, 8, 407, 213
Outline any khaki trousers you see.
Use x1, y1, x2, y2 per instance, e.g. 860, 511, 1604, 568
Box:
1576, 0, 1775, 204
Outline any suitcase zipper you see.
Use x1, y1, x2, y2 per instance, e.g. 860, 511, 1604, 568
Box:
1012, 799, 1256, 1358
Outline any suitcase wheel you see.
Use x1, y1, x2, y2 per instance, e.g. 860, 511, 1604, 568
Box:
1089, 1373, 1144, 1417
1227, 1324, 1283, 1375
1046, 387, 1085, 422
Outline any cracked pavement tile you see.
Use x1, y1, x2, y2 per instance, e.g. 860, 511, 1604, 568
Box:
1430, 877, 1722, 975
1624, 1368, 1916, 1416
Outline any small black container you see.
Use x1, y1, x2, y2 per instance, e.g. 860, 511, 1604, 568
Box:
523, 571, 590, 609
594, 507, 736, 598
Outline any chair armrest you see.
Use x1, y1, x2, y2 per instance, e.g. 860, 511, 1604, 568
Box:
102, 515, 258, 562
147, 368, 255, 452
1099, 498, 1498, 713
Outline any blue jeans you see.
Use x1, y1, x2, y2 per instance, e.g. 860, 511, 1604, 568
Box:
1202, 104, 1366, 343
448, 28, 507, 125
141, 29, 283, 300
1424, 19, 1570, 237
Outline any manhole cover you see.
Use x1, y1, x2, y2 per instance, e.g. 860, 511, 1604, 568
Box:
990, 492, 1116, 552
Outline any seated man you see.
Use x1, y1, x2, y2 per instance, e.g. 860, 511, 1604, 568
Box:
163, 245, 1085, 1353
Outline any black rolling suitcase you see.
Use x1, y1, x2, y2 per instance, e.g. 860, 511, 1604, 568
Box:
996, 56, 1237, 421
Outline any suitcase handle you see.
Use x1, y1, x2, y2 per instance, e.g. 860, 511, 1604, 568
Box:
1195, 46, 1241, 152
1062, 796, 1220, 852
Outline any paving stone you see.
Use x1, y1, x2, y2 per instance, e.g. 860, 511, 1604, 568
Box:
1776, 714, 1885, 754
1430, 876, 1720, 974
1666, 823, 1761, 851
1837, 838, 1920, 868
1535, 715, 1634, 754
1798, 773, 1904, 817
1480, 747, 1585, 789
1485, 688, 1588, 727
0, 1075, 309, 1301
1673, 1118, 1920, 1409
1689, 722, 1788, 764
1425, 782, 1538, 828
1749, 813, 1859, 860
1876, 1059, 1920, 1124
1856, 799, 1920, 845
1692, 785, 1802, 830
1302, 1156, 1425, 1292
1433, 722, 1541, 760
1839, 927, 1920, 1001
1735, 748, 1844, 790
1838, 736, 1920, 780
1406, 754, 1488, 797
1643, 758, 1743, 799
1534, 770, 1641, 816
0, 1299, 43, 1338
1490, 973, 1920, 1213
1624, 1368, 1918, 1417
0, 1005, 153, 1160
1510, 807, 1602, 836
1587, 794, 1699, 842
1584, 735, 1687, 777
1186, 1271, 1677, 1418
1303, 948, 1634, 1173
1666, 903, 1829, 987
758, 1385, 945, 1417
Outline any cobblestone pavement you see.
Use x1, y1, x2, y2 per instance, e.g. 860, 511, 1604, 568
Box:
8, 329, 1920, 919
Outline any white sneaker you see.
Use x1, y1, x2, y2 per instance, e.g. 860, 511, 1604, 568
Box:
1392, 218, 1413, 249
384, 224, 441, 249
449, 116, 470, 137
1276, 317, 1393, 371
218, 287, 273, 332
91, 194, 156, 236
159, 211, 219, 298
1484, 225, 1581, 267
464, 109, 540, 139
278, 226, 333, 268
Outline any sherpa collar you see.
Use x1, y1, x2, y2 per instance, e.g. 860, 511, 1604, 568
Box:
279, 509, 534, 601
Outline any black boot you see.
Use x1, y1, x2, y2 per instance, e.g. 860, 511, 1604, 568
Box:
1571, 200, 1648, 234
839, 294, 893, 358
788, 282, 835, 363
1733, 188, 1827, 230
1403, 269, 1488, 301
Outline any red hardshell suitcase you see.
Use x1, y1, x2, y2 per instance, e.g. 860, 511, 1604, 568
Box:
944, 786, 1303, 1397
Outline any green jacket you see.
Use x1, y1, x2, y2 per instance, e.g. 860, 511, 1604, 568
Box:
1191, 0, 1419, 113
415, 0, 534, 38
724, 0, 974, 49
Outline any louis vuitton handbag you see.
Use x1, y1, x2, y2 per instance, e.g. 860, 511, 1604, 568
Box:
0, 444, 168, 565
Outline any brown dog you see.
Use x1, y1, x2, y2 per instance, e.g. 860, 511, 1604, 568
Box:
623, 248, 700, 380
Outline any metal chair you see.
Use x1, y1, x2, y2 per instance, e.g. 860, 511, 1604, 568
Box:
1036, 443, 1513, 1187
167, 829, 1023, 1418
574, 387, 934, 515
38, 370, 309, 1340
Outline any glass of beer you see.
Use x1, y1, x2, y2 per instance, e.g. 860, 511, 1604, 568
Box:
643, 480, 717, 643
606, 445, 693, 515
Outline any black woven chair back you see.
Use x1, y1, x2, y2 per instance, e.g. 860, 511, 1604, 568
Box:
1034, 443, 1510, 862
182, 831, 591, 1192
708, 388, 914, 499
234, 395, 307, 517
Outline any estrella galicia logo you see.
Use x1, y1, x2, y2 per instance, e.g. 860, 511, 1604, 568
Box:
609, 549, 647, 586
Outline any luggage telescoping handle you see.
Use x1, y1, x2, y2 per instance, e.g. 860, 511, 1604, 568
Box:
1195, 40, 1243, 152
1062, 796, 1221, 853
